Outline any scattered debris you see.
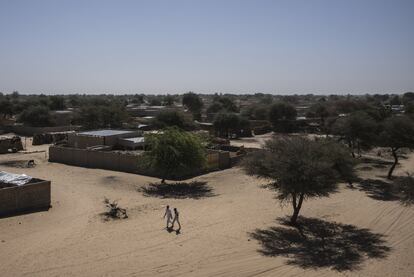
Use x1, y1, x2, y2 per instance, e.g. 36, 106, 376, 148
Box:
102, 197, 128, 220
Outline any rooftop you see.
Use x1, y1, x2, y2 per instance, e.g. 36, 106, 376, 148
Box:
0, 171, 33, 187
77, 130, 136, 137
121, 137, 145, 143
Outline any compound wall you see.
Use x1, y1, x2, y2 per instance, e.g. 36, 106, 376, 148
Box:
0, 180, 51, 217
49, 146, 231, 177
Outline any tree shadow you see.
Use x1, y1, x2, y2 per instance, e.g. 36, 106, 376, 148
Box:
357, 166, 373, 171
0, 160, 31, 168
249, 216, 390, 272
139, 181, 216, 199
356, 178, 400, 201
359, 157, 393, 169
394, 176, 414, 206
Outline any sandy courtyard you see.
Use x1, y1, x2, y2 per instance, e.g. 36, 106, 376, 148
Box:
0, 141, 413, 276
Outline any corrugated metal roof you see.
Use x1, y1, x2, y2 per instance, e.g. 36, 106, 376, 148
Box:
122, 137, 145, 143
78, 130, 135, 137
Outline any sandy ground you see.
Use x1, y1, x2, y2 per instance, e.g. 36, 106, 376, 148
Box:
0, 138, 413, 276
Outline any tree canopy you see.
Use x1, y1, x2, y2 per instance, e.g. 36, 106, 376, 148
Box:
17, 105, 54, 127
182, 92, 203, 120
242, 136, 355, 224
152, 110, 194, 130
75, 104, 128, 129
49, 96, 66, 110
331, 112, 378, 157
379, 116, 414, 179
207, 96, 239, 114
213, 113, 251, 138
268, 102, 297, 133
145, 128, 206, 182
0, 98, 13, 118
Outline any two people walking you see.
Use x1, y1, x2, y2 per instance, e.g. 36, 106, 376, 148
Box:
163, 205, 181, 231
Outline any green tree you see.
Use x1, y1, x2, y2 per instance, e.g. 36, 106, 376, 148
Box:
389, 95, 401, 105
213, 113, 251, 138
242, 136, 355, 224
145, 128, 206, 183
49, 95, 66, 110
163, 95, 176, 106
402, 92, 414, 106
11, 91, 19, 99
149, 97, 162, 106
76, 104, 127, 129
182, 92, 203, 120
100, 104, 128, 128
379, 116, 414, 179
18, 105, 53, 127
153, 110, 194, 130
207, 96, 239, 114
242, 104, 269, 120
307, 103, 331, 127
206, 102, 224, 114
131, 94, 144, 104
405, 102, 414, 116
268, 102, 297, 133
0, 98, 13, 118
76, 105, 102, 129
331, 112, 378, 157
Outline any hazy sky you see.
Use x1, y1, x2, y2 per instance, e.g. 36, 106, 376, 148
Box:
0, 0, 413, 94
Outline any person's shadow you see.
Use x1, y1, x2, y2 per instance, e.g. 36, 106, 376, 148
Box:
166, 226, 181, 235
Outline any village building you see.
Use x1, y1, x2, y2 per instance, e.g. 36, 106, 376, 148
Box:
0, 171, 51, 217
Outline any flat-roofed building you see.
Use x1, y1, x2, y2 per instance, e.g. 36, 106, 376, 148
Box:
68, 129, 142, 149
0, 171, 51, 217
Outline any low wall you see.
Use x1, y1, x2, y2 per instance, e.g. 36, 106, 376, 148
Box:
50, 146, 231, 177
68, 134, 104, 149
11, 125, 78, 136
219, 145, 241, 152
49, 146, 141, 174
0, 180, 51, 217
206, 151, 219, 170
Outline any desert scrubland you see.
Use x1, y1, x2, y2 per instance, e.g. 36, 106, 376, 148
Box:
0, 137, 413, 277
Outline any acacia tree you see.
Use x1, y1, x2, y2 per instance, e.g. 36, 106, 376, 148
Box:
379, 116, 414, 179
0, 98, 13, 118
268, 102, 297, 133
242, 136, 355, 224
49, 95, 66, 110
163, 95, 176, 106
182, 92, 203, 120
207, 96, 239, 114
331, 112, 378, 157
153, 110, 194, 130
145, 128, 206, 183
76, 104, 127, 129
213, 113, 251, 138
18, 105, 54, 127
307, 102, 331, 127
